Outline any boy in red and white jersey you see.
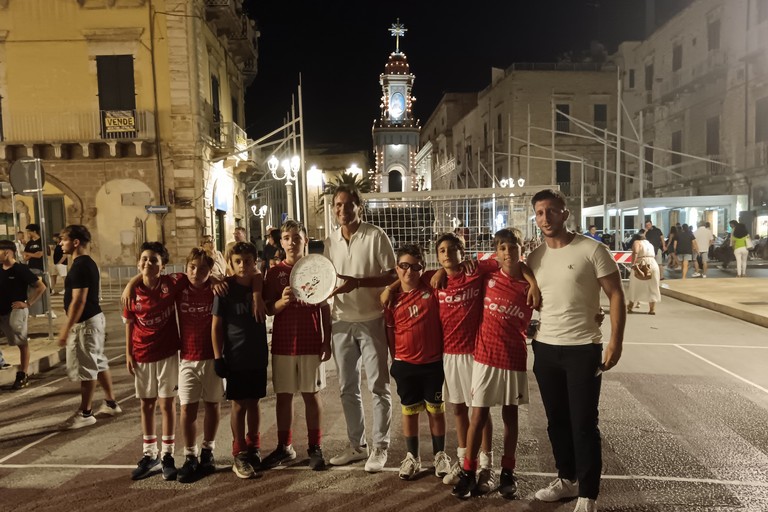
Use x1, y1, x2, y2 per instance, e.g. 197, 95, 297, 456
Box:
452, 228, 534, 500
175, 247, 223, 483
261, 220, 332, 471
124, 242, 187, 481
384, 244, 448, 481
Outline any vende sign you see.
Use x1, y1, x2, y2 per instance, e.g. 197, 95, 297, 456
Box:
104, 110, 136, 132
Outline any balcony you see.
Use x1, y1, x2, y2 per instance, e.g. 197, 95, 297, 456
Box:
228, 15, 259, 62
208, 120, 248, 153
205, 0, 243, 36
0, 110, 155, 143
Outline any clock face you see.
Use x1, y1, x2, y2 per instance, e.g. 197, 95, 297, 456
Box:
389, 92, 405, 119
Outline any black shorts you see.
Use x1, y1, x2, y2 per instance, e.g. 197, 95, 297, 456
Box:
226, 368, 267, 401
390, 360, 444, 407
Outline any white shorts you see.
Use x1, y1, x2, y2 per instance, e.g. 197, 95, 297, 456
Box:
66, 313, 109, 381
134, 353, 179, 399
470, 361, 529, 407
442, 353, 474, 406
178, 359, 225, 405
0, 309, 29, 346
272, 354, 326, 394
698, 251, 709, 263
51, 263, 67, 277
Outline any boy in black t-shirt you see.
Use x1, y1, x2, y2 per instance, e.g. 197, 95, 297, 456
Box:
0, 240, 46, 389
212, 242, 268, 479
56, 225, 120, 429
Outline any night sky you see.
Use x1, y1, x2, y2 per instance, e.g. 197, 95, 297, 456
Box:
242, 0, 693, 152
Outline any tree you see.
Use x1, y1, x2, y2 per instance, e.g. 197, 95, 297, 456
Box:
316, 172, 373, 212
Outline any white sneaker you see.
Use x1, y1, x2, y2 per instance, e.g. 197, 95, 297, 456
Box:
535, 477, 579, 502
65, 411, 97, 430
364, 447, 387, 473
96, 401, 123, 416
442, 460, 462, 485
573, 497, 597, 512
433, 450, 451, 478
398, 452, 421, 480
329, 445, 368, 466
475, 467, 497, 495
692, 272, 701, 278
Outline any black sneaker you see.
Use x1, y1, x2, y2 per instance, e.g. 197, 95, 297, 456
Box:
452, 469, 477, 499
248, 448, 261, 468
131, 455, 160, 480
161, 453, 177, 481
177, 455, 199, 483
11, 371, 28, 390
308, 445, 326, 471
498, 468, 518, 499
199, 448, 216, 475
233, 451, 255, 479
261, 444, 297, 469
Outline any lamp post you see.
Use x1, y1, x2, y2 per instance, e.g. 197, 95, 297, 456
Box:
307, 165, 325, 239
251, 204, 268, 239
268, 154, 300, 220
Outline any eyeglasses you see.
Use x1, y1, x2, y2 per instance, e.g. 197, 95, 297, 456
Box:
397, 262, 424, 272
202, 240, 213, 244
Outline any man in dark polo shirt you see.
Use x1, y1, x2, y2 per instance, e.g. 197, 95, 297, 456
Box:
23, 223, 54, 318
643, 220, 665, 264
57, 225, 119, 429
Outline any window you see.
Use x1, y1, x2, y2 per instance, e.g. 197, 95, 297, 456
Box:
628, 69, 635, 89
556, 161, 571, 195
706, 116, 720, 155
671, 130, 683, 168
672, 43, 683, 71
645, 144, 654, 176
231, 97, 239, 125
555, 104, 570, 133
593, 104, 607, 134
483, 123, 488, 148
756, 97, 768, 142
645, 63, 654, 91
707, 19, 720, 51
497, 113, 503, 144
759, 0, 768, 23
211, 75, 221, 122
96, 55, 136, 111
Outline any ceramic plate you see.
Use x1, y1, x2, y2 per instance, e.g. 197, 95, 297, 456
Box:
289, 254, 337, 304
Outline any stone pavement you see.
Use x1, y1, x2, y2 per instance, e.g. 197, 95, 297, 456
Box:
2, 276, 766, 387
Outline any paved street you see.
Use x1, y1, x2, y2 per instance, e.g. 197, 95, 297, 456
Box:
1, 290, 767, 512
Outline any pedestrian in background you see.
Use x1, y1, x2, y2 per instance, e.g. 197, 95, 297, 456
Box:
201, 235, 227, 281
643, 220, 665, 265
731, 222, 751, 278
665, 226, 679, 270
626, 233, 661, 315
23, 223, 54, 318
674, 224, 698, 279
50, 234, 68, 294
692, 222, 714, 278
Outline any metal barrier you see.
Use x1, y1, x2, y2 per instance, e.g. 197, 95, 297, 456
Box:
99, 264, 185, 301
611, 251, 633, 280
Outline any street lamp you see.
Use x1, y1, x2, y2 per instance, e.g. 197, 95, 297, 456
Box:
251, 204, 268, 238
346, 163, 362, 177
268, 154, 300, 220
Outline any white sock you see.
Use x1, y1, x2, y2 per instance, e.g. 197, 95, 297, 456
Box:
480, 450, 493, 469
142, 435, 158, 457
161, 435, 175, 455
202, 439, 216, 451
457, 447, 467, 463
183, 445, 198, 457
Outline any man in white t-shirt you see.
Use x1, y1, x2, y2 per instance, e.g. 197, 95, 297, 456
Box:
324, 184, 397, 473
526, 189, 626, 512
692, 222, 714, 278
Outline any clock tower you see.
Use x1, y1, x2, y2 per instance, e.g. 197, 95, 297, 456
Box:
372, 20, 421, 193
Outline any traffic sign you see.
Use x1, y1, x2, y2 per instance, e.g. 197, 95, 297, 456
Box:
145, 205, 170, 214
9, 158, 45, 196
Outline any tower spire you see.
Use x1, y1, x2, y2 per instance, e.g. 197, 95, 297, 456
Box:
389, 19, 407, 54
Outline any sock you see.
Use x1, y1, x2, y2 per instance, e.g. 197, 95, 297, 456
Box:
246, 432, 260, 450
233, 439, 248, 456
82, 409, 93, 417
457, 446, 467, 462
161, 435, 175, 455
480, 450, 493, 469
278, 430, 292, 447
202, 440, 215, 451
463, 457, 478, 472
501, 455, 516, 471
308, 429, 322, 447
143, 435, 158, 457
105, 400, 117, 409
432, 435, 445, 455
184, 445, 199, 457
405, 436, 419, 457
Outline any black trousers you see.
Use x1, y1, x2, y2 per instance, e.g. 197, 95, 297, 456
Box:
532, 340, 603, 499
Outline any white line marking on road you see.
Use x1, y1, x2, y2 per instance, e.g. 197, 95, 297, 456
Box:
674, 344, 768, 394
626, 343, 768, 349
0, 463, 766, 488
0, 432, 59, 464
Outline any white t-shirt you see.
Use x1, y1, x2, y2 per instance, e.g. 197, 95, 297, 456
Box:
526, 234, 618, 346
324, 222, 396, 323
693, 227, 713, 254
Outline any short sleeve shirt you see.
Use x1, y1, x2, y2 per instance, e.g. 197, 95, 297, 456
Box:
64, 255, 102, 322
437, 259, 498, 355
474, 269, 532, 371
675, 231, 694, 254
694, 227, 713, 253
264, 261, 326, 356
527, 234, 618, 346
0, 263, 38, 315
324, 222, 396, 323
123, 274, 185, 363
212, 279, 268, 371
176, 280, 215, 361
645, 227, 664, 253
53, 245, 67, 266
384, 284, 443, 365
24, 239, 44, 271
